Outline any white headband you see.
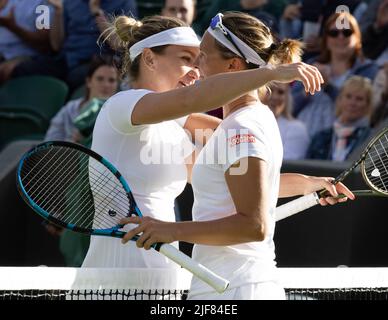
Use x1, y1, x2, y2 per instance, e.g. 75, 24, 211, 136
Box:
207, 25, 267, 67
129, 27, 200, 62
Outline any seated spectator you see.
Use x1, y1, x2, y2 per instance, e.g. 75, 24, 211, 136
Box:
0, 0, 53, 84
264, 82, 310, 160
306, 76, 373, 161
279, 0, 368, 55
295, 90, 335, 138
371, 64, 388, 128
361, 0, 388, 66
162, 0, 196, 26
44, 55, 118, 267
292, 12, 379, 124
313, 12, 379, 97
45, 56, 119, 142
372, 64, 388, 108
193, 0, 285, 36
15, 0, 136, 93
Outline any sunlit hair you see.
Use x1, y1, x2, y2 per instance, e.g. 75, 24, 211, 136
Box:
212, 11, 303, 98
101, 15, 187, 80
335, 76, 373, 118
213, 11, 303, 68
317, 12, 363, 66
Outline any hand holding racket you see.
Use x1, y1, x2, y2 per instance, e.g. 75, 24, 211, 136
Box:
16, 141, 229, 294
276, 127, 388, 222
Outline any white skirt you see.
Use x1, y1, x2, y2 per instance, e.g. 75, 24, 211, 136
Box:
188, 281, 286, 300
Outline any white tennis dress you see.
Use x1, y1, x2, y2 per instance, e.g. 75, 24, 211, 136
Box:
82, 89, 193, 269
188, 103, 285, 300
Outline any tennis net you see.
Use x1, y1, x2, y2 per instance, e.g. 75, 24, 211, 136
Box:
279, 268, 388, 300
1, 267, 388, 300
0, 268, 192, 300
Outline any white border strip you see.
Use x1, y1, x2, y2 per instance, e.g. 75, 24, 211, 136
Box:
0, 268, 192, 291
278, 268, 388, 289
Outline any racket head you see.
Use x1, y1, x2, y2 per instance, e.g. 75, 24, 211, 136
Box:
17, 141, 141, 237
360, 127, 388, 196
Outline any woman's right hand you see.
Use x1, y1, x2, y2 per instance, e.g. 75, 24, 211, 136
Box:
269, 62, 324, 95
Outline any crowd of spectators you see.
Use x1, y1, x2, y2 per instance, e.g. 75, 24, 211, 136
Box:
1, 0, 387, 163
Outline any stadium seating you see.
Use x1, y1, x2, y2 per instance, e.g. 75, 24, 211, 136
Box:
70, 84, 86, 101
0, 76, 69, 122
0, 107, 47, 150
0, 76, 68, 149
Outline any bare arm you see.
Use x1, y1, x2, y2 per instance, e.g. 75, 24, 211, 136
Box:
184, 113, 221, 146
48, 0, 65, 52
6, 26, 50, 53
279, 173, 355, 205
132, 63, 324, 125
184, 113, 221, 183
0, 7, 50, 53
121, 157, 269, 249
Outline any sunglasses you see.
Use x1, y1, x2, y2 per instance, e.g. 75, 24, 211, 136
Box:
210, 13, 247, 60
327, 29, 354, 38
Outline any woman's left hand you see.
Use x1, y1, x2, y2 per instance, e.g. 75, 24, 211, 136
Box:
303, 176, 355, 206
120, 216, 176, 250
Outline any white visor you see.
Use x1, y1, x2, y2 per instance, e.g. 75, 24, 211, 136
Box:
207, 23, 267, 67
129, 27, 200, 62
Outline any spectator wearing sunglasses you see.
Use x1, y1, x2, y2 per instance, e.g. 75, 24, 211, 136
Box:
292, 12, 378, 135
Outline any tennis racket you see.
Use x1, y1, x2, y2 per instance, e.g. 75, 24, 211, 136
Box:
16, 141, 229, 294
276, 127, 388, 222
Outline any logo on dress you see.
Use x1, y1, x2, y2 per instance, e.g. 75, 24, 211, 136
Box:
228, 134, 256, 147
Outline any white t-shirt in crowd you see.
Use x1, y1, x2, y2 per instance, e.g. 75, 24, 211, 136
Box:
277, 116, 310, 160
189, 103, 283, 297
82, 89, 193, 268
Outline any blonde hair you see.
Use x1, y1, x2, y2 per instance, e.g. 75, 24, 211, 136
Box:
335, 76, 373, 118
101, 15, 187, 80
214, 12, 303, 68
267, 82, 294, 120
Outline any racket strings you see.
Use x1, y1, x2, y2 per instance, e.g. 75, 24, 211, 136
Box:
22, 150, 95, 228
24, 149, 129, 211
27, 149, 85, 210
363, 133, 388, 194
26, 151, 129, 230
20, 146, 132, 231
23, 150, 109, 228
55, 156, 130, 229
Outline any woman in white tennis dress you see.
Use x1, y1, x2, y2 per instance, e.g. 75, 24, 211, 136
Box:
119, 12, 355, 300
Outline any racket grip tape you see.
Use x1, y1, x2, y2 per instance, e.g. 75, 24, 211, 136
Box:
158, 243, 229, 293
275, 192, 320, 222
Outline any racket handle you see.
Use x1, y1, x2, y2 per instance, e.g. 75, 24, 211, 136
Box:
158, 243, 229, 294
275, 192, 320, 222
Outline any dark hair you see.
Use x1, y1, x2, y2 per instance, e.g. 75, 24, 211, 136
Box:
83, 55, 118, 102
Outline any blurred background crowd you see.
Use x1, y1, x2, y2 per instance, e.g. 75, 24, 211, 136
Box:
1, 0, 387, 161
0, 0, 387, 267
